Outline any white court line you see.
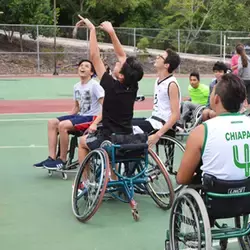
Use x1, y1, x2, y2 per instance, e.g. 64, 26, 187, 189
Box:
0, 109, 151, 117
0, 145, 47, 149
0, 110, 151, 122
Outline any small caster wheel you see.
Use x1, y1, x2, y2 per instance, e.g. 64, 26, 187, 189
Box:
132, 209, 139, 221
62, 172, 67, 180
165, 241, 170, 250
219, 239, 228, 250
48, 170, 53, 177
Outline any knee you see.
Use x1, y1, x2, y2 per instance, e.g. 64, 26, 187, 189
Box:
58, 120, 73, 132
48, 118, 59, 129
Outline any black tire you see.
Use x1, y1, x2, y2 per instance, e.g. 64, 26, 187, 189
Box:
154, 135, 185, 193
72, 149, 109, 222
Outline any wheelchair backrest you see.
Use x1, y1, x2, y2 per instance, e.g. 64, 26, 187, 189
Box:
110, 133, 148, 159
203, 174, 250, 219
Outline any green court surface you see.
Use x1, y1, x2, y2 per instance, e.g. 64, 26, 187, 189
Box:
0, 77, 241, 249
0, 76, 213, 100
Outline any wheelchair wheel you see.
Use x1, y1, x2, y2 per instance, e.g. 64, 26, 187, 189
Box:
72, 149, 109, 222
169, 188, 212, 249
183, 105, 205, 133
144, 148, 175, 210
154, 135, 185, 193
235, 216, 250, 250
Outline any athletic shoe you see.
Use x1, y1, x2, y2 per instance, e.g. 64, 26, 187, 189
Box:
33, 157, 54, 168
43, 158, 66, 170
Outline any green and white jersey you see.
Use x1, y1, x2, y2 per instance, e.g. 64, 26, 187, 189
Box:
201, 113, 250, 180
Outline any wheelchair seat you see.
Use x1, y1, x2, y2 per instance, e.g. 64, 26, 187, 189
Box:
68, 130, 84, 137
202, 174, 250, 220
110, 133, 148, 158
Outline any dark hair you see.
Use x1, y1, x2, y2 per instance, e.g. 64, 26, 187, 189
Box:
236, 44, 248, 68
215, 74, 246, 112
164, 49, 181, 73
78, 59, 96, 76
212, 61, 228, 73
120, 56, 144, 88
189, 71, 200, 81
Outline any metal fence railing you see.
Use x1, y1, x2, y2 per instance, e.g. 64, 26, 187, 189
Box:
0, 24, 249, 74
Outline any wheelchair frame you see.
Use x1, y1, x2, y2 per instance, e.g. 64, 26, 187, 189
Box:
45, 131, 82, 180
165, 187, 250, 250
72, 139, 175, 222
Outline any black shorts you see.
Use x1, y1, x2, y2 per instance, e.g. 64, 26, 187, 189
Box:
86, 128, 111, 150
132, 118, 154, 134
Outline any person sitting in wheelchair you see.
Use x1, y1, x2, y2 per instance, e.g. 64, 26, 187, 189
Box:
33, 59, 104, 170
178, 71, 209, 128
132, 49, 181, 147
76, 17, 144, 182
177, 73, 248, 187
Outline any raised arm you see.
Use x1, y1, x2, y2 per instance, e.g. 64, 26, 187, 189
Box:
100, 21, 126, 64
77, 15, 106, 80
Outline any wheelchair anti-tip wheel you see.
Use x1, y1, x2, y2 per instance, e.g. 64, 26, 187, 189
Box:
169, 188, 212, 249
72, 148, 110, 222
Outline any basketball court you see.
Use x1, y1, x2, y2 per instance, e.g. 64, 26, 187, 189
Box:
0, 75, 241, 249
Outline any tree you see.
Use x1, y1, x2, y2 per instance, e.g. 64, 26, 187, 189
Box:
159, 0, 215, 52
209, 0, 250, 31
0, 0, 54, 51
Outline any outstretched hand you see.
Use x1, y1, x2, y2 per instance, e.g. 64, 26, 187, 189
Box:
99, 21, 115, 34
77, 15, 95, 30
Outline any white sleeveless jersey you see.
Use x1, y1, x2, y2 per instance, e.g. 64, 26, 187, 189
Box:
201, 113, 250, 180
147, 75, 181, 129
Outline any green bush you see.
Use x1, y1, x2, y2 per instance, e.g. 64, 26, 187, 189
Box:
137, 37, 149, 53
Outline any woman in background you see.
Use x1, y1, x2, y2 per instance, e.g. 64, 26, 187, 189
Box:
237, 44, 250, 105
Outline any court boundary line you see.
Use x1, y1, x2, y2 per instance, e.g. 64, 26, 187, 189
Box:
0, 109, 151, 118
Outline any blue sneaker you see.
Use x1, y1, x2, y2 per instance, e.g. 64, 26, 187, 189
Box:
33, 157, 54, 168
43, 158, 66, 170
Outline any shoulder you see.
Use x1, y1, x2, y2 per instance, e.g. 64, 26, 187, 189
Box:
73, 81, 81, 89
199, 83, 209, 90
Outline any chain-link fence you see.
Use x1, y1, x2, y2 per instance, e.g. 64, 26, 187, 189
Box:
0, 24, 249, 75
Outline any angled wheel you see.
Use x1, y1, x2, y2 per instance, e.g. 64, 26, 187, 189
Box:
154, 135, 185, 193
169, 188, 212, 250
72, 149, 110, 222
144, 148, 175, 210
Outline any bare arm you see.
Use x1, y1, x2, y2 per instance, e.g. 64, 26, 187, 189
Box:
69, 101, 79, 115
78, 15, 106, 80
156, 82, 180, 137
100, 22, 126, 64
88, 98, 103, 133
176, 125, 204, 185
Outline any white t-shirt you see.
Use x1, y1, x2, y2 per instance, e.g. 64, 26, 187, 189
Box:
201, 113, 250, 180
146, 75, 181, 129
73, 78, 104, 116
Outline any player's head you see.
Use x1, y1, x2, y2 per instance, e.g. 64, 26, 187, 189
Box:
154, 49, 180, 73
113, 56, 144, 88
210, 74, 246, 113
189, 71, 200, 88
78, 59, 96, 78
236, 44, 249, 68
212, 61, 228, 81
236, 43, 244, 55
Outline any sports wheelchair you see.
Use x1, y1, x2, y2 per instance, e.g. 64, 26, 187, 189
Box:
45, 127, 88, 180
177, 104, 205, 136
71, 133, 175, 222
150, 129, 185, 194
165, 174, 250, 250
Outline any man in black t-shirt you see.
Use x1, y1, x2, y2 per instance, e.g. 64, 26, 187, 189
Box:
75, 16, 144, 165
